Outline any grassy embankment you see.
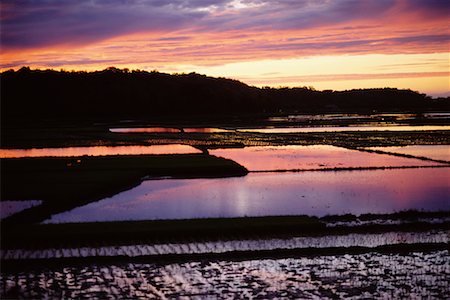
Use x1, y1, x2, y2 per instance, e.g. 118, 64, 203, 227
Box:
1, 154, 248, 224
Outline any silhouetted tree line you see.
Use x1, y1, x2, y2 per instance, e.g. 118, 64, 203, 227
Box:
1, 67, 448, 122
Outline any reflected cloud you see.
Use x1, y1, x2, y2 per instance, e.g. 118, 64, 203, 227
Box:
209, 145, 443, 171
0, 144, 201, 158
44, 168, 450, 223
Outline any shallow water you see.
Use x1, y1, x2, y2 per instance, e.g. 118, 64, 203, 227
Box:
0, 200, 42, 220
110, 127, 230, 133
44, 168, 450, 223
210, 145, 442, 171
182, 128, 231, 133
268, 113, 372, 122
238, 125, 450, 133
110, 127, 181, 133
2, 251, 449, 299
0, 144, 201, 158
268, 112, 450, 122
366, 145, 450, 162
3, 231, 447, 260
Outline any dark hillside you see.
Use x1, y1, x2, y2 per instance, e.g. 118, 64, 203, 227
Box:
1, 67, 448, 125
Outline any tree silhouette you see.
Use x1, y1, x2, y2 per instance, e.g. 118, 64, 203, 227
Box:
1, 67, 448, 126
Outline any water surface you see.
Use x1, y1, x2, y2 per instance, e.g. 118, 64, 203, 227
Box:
110, 127, 230, 133
2, 251, 448, 299
268, 113, 450, 122
45, 168, 450, 223
366, 145, 450, 162
183, 128, 231, 133
4, 231, 447, 260
0, 144, 201, 158
210, 145, 442, 171
1, 200, 42, 219
110, 127, 181, 133
238, 125, 450, 133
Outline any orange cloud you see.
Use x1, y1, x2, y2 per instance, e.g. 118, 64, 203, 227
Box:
1, 0, 448, 95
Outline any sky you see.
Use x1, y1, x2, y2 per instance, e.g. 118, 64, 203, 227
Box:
1, 0, 449, 96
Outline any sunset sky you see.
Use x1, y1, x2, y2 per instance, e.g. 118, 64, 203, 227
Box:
1, 0, 449, 96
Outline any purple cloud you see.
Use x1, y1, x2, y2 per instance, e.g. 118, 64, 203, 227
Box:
1, 0, 206, 49
1, 0, 448, 53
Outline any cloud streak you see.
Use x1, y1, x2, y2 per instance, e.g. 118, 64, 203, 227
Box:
242, 72, 450, 84
1, 0, 448, 51
0, 0, 448, 96
1, 1, 209, 49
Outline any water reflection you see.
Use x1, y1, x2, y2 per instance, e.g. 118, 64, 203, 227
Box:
0, 144, 201, 158
45, 168, 450, 223
366, 145, 450, 162
3, 251, 448, 299
110, 127, 181, 133
3, 231, 447, 260
1, 200, 42, 219
268, 114, 369, 122
423, 112, 450, 120
183, 128, 230, 133
238, 125, 450, 133
268, 113, 450, 122
109, 127, 230, 133
210, 145, 442, 171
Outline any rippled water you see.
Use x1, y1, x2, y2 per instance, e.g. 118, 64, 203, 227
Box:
366, 145, 450, 162
44, 168, 450, 223
0, 144, 201, 158
2, 251, 448, 299
210, 145, 442, 171
3, 231, 447, 260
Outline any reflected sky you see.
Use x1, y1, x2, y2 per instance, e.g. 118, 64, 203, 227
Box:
45, 168, 450, 223
1, 200, 42, 219
210, 145, 442, 171
268, 113, 450, 122
367, 145, 450, 162
238, 125, 450, 133
183, 128, 231, 133
0, 144, 201, 158
110, 127, 231, 133
110, 127, 181, 133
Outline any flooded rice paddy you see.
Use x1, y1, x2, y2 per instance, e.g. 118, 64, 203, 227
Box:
44, 168, 450, 223
110, 127, 182, 133
267, 112, 450, 122
209, 145, 443, 171
2, 250, 449, 299
2, 121, 450, 298
238, 125, 450, 133
0, 200, 43, 220
325, 216, 450, 228
2, 230, 448, 260
366, 145, 450, 162
0, 144, 201, 158
183, 128, 231, 133
110, 127, 230, 133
